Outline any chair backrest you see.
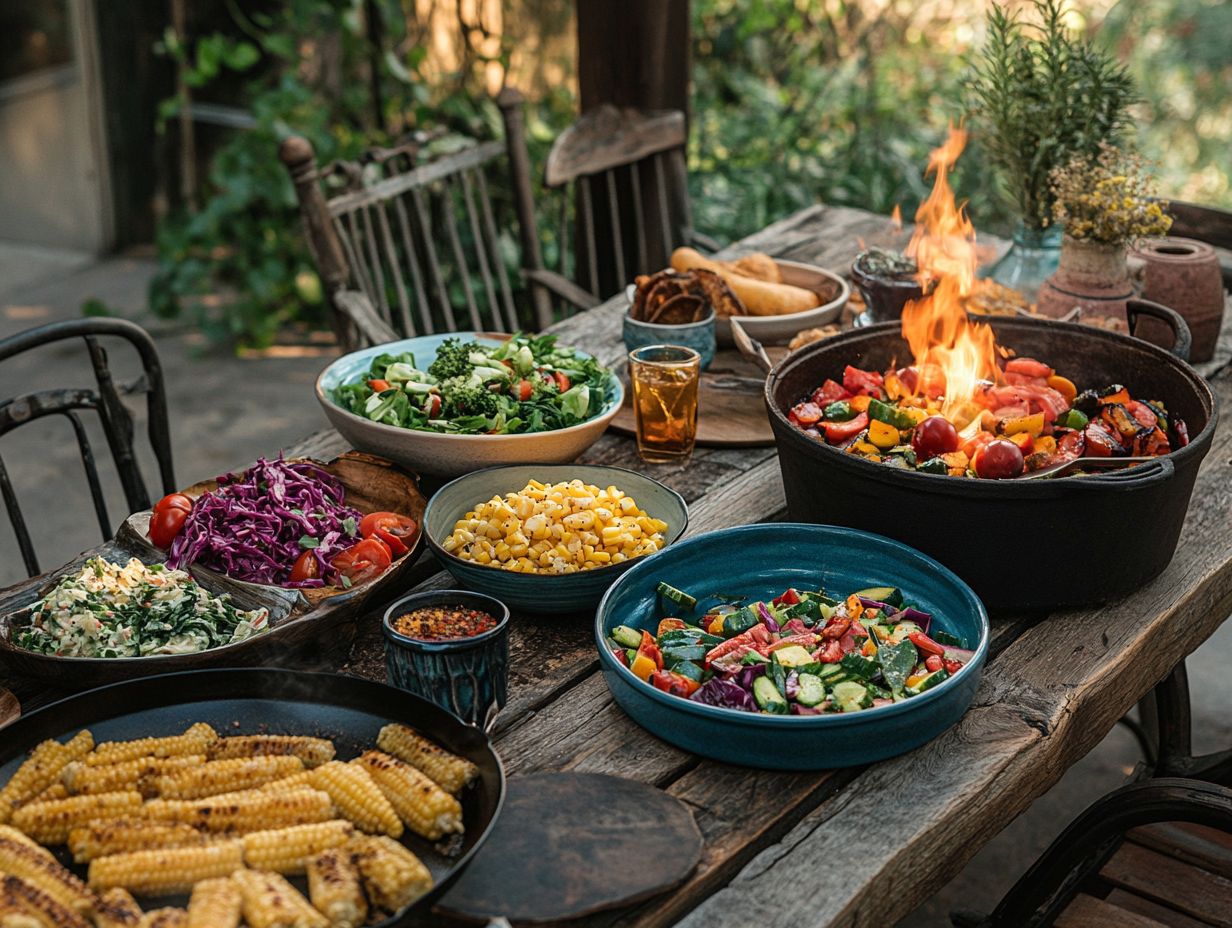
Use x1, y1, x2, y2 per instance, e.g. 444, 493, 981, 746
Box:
0, 318, 175, 577
281, 134, 522, 351
500, 90, 697, 325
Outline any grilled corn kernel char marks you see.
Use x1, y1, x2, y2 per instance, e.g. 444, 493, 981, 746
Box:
207, 736, 335, 768
67, 819, 211, 864
240, 820, 354, 874
141, 787, 334, 834
62, 755, 206, 798
11, 791, 143, 845
232, 869, 327, 928
87, 840, 244, 896
186, 877, 241, 928
353, 751, 462, 840
305, 847, 366, 928
0, 836, 96, 914
138, 908, 187, 928
376, 723, 477, 795
349, 834, 434, 915
0, 874, 90, 928
0, 731, 93, 823
88, 724, 216, 767
153, 755, 304, 800
94, 888, 143, 928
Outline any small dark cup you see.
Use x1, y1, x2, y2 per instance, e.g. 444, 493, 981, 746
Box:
383, 590, 510, 730
851, 252, 926, 325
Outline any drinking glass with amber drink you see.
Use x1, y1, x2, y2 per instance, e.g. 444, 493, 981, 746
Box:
629, 345, 700, 464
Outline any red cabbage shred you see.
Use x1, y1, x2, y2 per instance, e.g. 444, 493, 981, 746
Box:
166, 456, 361, 588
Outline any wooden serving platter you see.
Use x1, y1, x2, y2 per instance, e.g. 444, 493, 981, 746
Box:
609, 347, 788, 447
0, 451, 426, 689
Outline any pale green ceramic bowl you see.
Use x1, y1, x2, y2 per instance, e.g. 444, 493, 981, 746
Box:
423, 464, 689, 614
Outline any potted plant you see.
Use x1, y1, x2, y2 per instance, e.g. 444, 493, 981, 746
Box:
966, 0, 1137, 299
1036, 144, 1172, 325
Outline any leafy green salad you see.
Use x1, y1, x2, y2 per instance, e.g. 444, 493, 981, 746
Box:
332, 333, 616, 435
16, 557, 269, 658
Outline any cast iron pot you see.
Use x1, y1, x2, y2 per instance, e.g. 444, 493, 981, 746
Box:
761, 301, 1217, 612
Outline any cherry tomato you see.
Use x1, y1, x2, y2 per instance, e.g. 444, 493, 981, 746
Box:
911, 416, 959, 461
791, 402, 823, 426
821, 412, 869, 444
149, 507, 190, 549
154, 493, 193, 515
514, 379, 534, 402
359, 511, 419, 557
943, 659, 963, 675
553, 371, 571, 393
290, 550, 321, 583
812, 379, 851, 406
422, 394, 442, 418
1125, 400, 1158, 430
649, 670, 700, 697
331, 537, 393, 585
842, 365, 884, 398
925, 654, 943, 673
369, 379, 392, 392
974, 439, 1025, 479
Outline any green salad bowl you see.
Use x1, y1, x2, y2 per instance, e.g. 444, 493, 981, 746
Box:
315, 332, 623, 479
423, 464, 689, 614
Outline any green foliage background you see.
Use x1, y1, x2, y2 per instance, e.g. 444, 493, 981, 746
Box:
149, 0, 1232, 347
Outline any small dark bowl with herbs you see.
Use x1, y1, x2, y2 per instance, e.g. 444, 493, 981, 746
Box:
383, 589, 511, 728
850, 248, 926, 326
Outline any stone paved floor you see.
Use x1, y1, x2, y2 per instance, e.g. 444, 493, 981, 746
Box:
0, 242, 1228, 926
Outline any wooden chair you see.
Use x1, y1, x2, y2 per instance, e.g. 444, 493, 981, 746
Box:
498, 88, 720, 329
281, 133, 524, 351
953, 778, 1232, 927
0, 318, 176, 576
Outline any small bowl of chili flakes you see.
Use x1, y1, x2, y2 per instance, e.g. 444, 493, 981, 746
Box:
382, 590, 510, 728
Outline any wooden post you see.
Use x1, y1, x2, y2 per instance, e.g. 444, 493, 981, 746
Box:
498, 87, 554, 329
577, 1, 691, 115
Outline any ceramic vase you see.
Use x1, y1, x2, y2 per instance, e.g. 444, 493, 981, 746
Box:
983, 221, 1063, 303
1130, 237, 1225, 362
1037, 237, 1134, 328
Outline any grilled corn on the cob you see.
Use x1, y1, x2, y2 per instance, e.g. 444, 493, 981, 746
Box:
350, 834, 434, 915
62, 755, 205, 798
207, 736, 335, 768
153, 756, 304, 800
87, 840, 243, 896
241, 820, 353, 874
138, 908, 187, 928
186, 877, 241, 928
377, 723, 477, 795
232, 869, 328, 928
0, 836, 96, 914
67, 819, 212, 864
0, 874, 89, 928
0, 731, 93, 823
353, 751, 462, 840
11, 791, 143, 845
305, 847, 366, 928
307, 762, 402, 837
142, 787, 334, 834
88, 724, 216, 767
93, 888, 143, 927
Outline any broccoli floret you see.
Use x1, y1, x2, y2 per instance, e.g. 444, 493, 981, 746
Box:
428, 338, 475, 381
441, 376, 500, 418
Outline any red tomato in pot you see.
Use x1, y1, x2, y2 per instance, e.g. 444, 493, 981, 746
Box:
1125, 400, 1158, 430
822, 412, 868, 444
154, 493, 193, 515
649, 670, 700, 697
1083, 422, 1121, 457
331, 537, 393, 585
911, 416, 959, 461
973, 439, 1025, 479
812, 379, 851, 405
791, 402, 823, 426
359, 511, 419, 557
290, 550, 321, 583
842, 365, 884, 398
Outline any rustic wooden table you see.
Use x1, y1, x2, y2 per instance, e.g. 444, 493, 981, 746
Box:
8, 205, 1232, 926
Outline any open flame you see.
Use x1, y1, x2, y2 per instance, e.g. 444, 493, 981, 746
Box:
900, 126, 1000, 434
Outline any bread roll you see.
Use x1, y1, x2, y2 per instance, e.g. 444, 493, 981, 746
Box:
670, 248, 818, 316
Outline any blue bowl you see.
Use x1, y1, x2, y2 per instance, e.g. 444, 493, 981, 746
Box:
622, 306, 716, 370
424, 464, 689, 614
383, 589, 510, 729
594, 523, 989, 769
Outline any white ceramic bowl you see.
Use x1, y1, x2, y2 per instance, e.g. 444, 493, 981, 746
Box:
315, 333, 623, 478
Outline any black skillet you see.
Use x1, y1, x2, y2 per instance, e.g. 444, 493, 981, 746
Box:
0, 668, 505, 924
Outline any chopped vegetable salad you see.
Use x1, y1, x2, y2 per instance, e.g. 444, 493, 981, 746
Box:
606, 582, 972, 714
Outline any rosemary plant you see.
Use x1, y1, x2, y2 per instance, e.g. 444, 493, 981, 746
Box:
966, 0, 1138, 230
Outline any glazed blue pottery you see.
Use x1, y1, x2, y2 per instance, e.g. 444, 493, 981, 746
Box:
594, 523, 989, 770
423, 464, 689, 614
622, 306, 716, 370
383, 589, 510, 728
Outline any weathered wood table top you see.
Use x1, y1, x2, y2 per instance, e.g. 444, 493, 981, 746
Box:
10, 204, 1232, 926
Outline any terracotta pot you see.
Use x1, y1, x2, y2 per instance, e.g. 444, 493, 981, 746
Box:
1130, 237, 1225, 362
1037, 237, 1135, 328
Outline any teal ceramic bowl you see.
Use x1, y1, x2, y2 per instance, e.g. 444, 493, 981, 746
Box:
315, 332, 623, 478
594, 523, 989, 770
622, 304, 716, 370
423, 464, 689, 614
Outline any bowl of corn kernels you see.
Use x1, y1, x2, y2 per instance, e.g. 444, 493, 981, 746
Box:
422, 464, 689, 613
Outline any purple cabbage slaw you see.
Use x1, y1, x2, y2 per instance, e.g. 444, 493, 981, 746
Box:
166, 456, 362, 588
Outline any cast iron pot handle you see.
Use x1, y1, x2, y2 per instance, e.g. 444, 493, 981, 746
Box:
1067, 454, 1174, 492
1126, 298, 1192, 362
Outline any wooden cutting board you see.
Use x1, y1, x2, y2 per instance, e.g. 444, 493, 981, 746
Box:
609, 347, 787, 447
435, 772, 702, 924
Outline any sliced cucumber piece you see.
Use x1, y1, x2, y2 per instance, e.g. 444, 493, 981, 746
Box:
672, 660, 705, 683
906, 667, 950, 696
753, 676, 788, 713
796, 673, 826, 707
855, 586, 904, 608
839, 652, 878, 681
832, 681, 873, 712
657, 581, 698, 610
611, 625, 643, 649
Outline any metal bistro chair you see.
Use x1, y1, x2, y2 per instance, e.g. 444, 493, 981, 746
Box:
499, 88, 721, 329
0, 318, 175, 577
281, 132, 524, 352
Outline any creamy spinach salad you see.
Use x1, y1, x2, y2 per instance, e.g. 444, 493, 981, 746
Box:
16, 557, 269, 658
331, 333, 615, 435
